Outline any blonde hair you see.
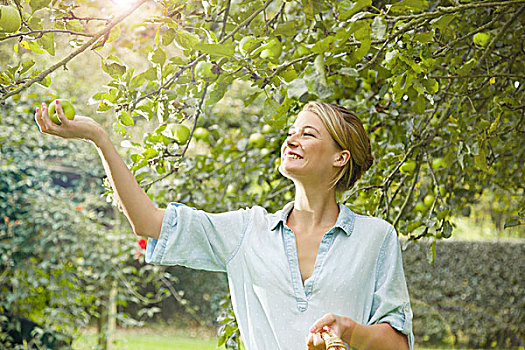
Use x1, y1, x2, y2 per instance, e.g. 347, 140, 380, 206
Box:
302, 102, 374, 192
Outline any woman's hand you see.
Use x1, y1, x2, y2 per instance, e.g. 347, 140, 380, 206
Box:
35, 101, 104, 143
306, 313, 356, 349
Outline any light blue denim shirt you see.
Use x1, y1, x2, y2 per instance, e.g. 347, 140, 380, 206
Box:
146, 202, 414, 350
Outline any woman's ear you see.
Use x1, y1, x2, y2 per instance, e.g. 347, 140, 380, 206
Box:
333, 150, 351, 167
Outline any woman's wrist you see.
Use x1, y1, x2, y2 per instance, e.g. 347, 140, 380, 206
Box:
88, 124, 109, 146
340, 316, 358, 345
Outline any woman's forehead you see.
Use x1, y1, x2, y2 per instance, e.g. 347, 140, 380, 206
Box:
291, 110, 324, 129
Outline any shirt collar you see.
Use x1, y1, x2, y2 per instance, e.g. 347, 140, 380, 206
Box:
269, 202, 355, 236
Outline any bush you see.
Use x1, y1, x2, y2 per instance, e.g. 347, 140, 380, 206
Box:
403, 240, 524, 348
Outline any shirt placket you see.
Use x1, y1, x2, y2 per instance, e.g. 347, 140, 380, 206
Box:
283, 226, 337, 312
283, 226, 308, 312
304, 229, 335, 298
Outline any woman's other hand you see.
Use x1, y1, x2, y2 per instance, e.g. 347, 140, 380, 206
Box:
306, 313, 356, 349
35, 101, 104, 143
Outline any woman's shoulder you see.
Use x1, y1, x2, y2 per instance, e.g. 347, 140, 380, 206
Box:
342, 204, 396, 238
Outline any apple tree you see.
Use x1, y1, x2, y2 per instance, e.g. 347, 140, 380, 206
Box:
1, 0, 524, 347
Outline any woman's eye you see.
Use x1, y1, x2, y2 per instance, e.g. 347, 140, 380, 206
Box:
304, 133, 314, 137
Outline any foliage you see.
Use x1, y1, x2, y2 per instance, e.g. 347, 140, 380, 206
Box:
0, 95, 172, 345
404, 240, 525, 349
1, 0, 524, 348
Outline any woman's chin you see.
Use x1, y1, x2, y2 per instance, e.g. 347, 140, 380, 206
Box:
278, 164, 304, 180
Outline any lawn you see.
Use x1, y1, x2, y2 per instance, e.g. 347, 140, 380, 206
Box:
72, 327, 498, 350
74, 327, 221, 350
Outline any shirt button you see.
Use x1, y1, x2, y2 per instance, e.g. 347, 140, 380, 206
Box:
297, 300, 308, 312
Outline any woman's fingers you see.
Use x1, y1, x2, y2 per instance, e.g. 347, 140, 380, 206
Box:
54, 100, 69, 126
310, 313, 337, 333
35, 102, 61, 136
306, 332, 326, 350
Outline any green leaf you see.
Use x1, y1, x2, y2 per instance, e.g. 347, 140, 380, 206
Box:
37, 32, 55, 56
26, 41, 45, 54
456, 58, 476, 76
107, 25, 121, 43
207, 75, 233, 106
19, 60, 36, 75
311, 36, 336, 54
244, 92, 260, 107
352, 20, 371, 61
118, 111, 134, 126
302, 0, 315, 20
426, 240, 436, 264
286, 78, 309, 99
413, 31, 434, 44
162, 28, 176, 46
371, 16, 386, 39
150, 48, 166, 66
314, 54, 327, 86
390, 0, 428, 13
102, 61, 126, 78
411, 94, 427, 114
173, 29, 200, 50
442, 220, 452, 238
430, 14, 454, 30
340, 0, 372, 21
504, 217, 522, 229
37, 75, 51, 88
30, 0, 51, 12
340, 67, 359, 77
195, 43, 235, 57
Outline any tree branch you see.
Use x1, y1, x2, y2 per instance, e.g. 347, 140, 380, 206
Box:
135, 0, 274, 105
0, 29, 95, 41
219, 0, 231, 41
475, 5, 525, 70
0, 0, 150, 103
386, 0, 525, 21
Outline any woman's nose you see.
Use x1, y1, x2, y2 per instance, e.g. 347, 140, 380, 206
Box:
286, 133, 299, 147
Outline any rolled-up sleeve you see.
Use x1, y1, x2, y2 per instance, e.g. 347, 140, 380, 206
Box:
368, 226, 414, 349
145, 203, 250, 272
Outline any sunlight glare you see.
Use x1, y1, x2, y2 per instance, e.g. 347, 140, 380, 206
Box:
112, 0, 135, 11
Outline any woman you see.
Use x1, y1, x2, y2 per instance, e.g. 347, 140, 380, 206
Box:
35, 101, 413, 350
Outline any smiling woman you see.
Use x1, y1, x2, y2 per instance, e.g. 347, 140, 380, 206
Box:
35, 100, 414, 350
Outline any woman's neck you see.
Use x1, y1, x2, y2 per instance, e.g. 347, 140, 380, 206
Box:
288, 183, 339, 229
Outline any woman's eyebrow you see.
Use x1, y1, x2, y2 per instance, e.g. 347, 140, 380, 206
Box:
288, 125, 320, 133
303, 125, 320, 133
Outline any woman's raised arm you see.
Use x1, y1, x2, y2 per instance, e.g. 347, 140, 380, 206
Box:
35, 100, 165, 239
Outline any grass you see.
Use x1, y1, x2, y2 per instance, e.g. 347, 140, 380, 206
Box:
72, 327, 499, 350
74, 326, 221, 350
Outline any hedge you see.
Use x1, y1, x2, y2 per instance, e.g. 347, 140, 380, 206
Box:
403, 240, 524, 349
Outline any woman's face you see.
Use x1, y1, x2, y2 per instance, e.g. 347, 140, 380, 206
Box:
279, 110, 342, 185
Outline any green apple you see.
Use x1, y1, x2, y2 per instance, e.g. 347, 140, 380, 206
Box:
48, 99, 75, 125
414, 202, 428, 213
262, 124, 273, 134
473, 32, 491, 47
260, 148, 271, 157
163, 124, 190, 145
0, 5, 21, 33
194, 127, 210, 141
400, 160, 417, 175
238, 35, 258, 56
195, 61, 218, 82
423, 194, 435, 207
248, 133, 266, 148
437, 185, 447, 198
431, 157, 447, 169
